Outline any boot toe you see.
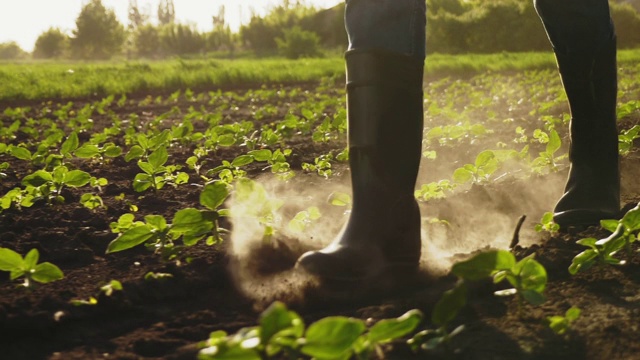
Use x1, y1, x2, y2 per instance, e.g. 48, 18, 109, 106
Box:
554, 208, 620, 229
296, 247, 385, 281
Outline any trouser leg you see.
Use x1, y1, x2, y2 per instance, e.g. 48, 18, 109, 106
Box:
535, 0, 620, 227
296, 0, 427, 280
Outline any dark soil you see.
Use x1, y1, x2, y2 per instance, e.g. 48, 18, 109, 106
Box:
1, 80, 639, 360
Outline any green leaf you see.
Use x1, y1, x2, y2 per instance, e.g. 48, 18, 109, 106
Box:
566, 307, 581, 321
9, 146, 32, 161
32, 262, 64, 283
199, 345, 261, 360
475, 150, 495, 167
125, 145, 145, 162
133, 173, 153, 192
200, 182, 230, 210
231, 155, 254, 168
328, 192, 351, 207
61, 132, 79, 156
22, 170, 53, 187
138, 161, 155, 175
432, 282, 467, 326
148, 147, 168, 169
546, 129, 561, 154
104, 145, 123, 157
452, 168, 473, 184
518, 258, 547, 293
600, 219, 620, 233
248, 149, 272, 162
368, 309, 422, 344
521, 289, 546, 306
106, 225, 155, 253
576, 238, 598, 249
64, 170, 92, 187
451, 250, 515, 280
259, 302, 304, 346
621, 204, 640, 231
75, 144, 101, 158
144, 215, 167, 231
301, 317, 365, 359
172, 208, 212, 235
23, 248, 39, 270
218, 134, 236, 147
569, 249, 598, 275
0, 247, 24, 271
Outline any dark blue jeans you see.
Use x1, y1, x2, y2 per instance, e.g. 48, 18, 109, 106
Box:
345, 0, 426, 60
345, 0, 614, 57
534, 0, 615, 55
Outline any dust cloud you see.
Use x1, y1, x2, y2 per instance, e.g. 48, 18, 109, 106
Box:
225, 163, 567, 304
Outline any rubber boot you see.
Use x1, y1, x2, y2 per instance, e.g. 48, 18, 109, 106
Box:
553, 36, 620, 228
296, 49, 424, 281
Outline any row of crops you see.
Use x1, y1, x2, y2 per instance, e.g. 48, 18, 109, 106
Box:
1, 62, 640, 358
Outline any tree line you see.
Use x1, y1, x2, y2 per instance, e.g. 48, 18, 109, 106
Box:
1, 0, 640, 61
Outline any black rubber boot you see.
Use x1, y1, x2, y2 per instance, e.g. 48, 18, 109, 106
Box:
553, 36, 620, 228
296, 49, 424, 281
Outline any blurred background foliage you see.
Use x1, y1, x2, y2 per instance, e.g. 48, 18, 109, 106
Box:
1, 0, 639, 61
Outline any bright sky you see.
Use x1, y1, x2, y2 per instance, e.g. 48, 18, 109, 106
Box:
0, 0, 343, 51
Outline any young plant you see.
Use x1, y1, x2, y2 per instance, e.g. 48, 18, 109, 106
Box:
21, 165, 92, 204
452, 150, 499, 185
530, 129, 566, 174
409, 281, 467, 352
452, 250, 547, 315
534, 212, 560, 233
0, 248, 64, 288
106, 208, 214, 260
569, 203, 640, 274
231, 178, 284, 243
133, 147, 189, 192
287, 206, 322, 233
74, 141, 122, 162
198, 301, 422, 360
547, 307, 581, 335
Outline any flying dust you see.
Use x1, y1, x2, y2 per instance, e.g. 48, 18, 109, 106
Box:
225, 158, 568, 305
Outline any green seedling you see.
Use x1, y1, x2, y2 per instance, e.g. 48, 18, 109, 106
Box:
21, 165, 92, 204
100, 280, 123, 296
199, 181, 231, 244
74, 141, 122, 162
535, 212, 560, 233
0, 248, 64, 288
452, 250, 547, 315
619, 125, 640, 156
452, 150, 499, 185
0, 162, 8, 179
288, 206, 322, 233
409, 281, 467, 352
415, 180, 454, 201
530, 129, 566, 174
569, 203, 640, 274
198, 301, 422, 360
231, 178, 283, 243
124, 130, 172, 162
302, 153, 333, 178
106, 208, 214, 260
547, 307, 581, 335
133, 147, 189, 192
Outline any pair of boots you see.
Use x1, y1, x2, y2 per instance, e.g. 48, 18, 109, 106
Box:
297, 43, 620, 281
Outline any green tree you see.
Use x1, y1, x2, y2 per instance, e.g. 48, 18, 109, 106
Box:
33, 28, 69, 59
133, 24, 161, 58
276, 26, 322, 58
208, 5, 236, 53
240, 0, 317, 56
128, 0, 149, 30
158, 0, 175, 26
160, 23, 206, 56
70, 0, 126, 59
0, 42, 28, 60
